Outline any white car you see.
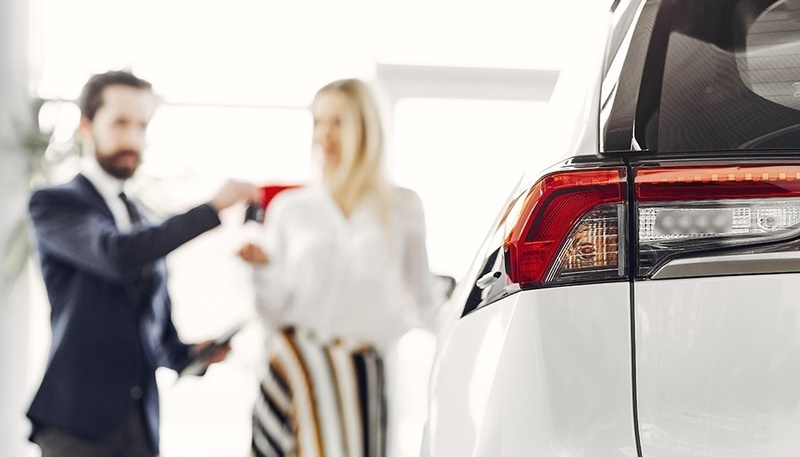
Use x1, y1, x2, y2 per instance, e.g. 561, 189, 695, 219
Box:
423, 0, 800, 456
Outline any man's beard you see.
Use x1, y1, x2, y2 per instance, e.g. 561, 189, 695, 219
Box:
95, 149, 140, 180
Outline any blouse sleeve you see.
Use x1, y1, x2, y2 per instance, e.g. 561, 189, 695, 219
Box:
251, 197, 293, 332
400, 188, 437, 329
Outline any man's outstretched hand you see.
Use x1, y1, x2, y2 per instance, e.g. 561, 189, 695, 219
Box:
191, 340, 232, 371
210, 180, 262, 212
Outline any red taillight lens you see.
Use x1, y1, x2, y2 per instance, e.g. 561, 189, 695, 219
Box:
636, 165, 800, 277
505, 168, 628, 287
636, 167, 800, 201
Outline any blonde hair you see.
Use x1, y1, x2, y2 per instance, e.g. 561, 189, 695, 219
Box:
314, 78, 390, 217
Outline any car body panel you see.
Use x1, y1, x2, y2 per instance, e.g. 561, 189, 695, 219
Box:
428, 283, 637, 456
635, 273, 800, 456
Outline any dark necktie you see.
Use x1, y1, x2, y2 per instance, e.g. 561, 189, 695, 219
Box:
119, 192, 153, 311
119, 191, 142, 225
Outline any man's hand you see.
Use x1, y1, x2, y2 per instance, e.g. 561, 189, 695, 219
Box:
238, 242, 269, 265
210, 180, 262, 212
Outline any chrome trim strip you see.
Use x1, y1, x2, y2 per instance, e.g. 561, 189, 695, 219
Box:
651, 252, 800, 279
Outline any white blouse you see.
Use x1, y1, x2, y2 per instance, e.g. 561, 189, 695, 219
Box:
251, 184, 435, 347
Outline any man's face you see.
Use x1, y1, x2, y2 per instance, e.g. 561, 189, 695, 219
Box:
81, 85, 157, 179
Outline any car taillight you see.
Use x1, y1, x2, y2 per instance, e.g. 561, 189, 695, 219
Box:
636, 165, 800, 277
502, 163, 800, 292
505, 168, 628, 288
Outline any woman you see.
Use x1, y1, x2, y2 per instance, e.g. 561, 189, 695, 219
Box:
239, 78, 435, 457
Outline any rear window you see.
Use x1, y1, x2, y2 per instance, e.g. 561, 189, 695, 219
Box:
740, 1, 800, 112
609, 0, 800, 153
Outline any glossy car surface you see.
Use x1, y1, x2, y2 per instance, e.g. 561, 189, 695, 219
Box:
424, 0, 800, 456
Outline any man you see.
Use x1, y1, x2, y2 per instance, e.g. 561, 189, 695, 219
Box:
25, 70, 262, 457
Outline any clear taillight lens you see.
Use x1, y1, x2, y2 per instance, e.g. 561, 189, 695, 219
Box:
640, 201, 800, 241
546, 204, 625, 284
636, 165, 800, 277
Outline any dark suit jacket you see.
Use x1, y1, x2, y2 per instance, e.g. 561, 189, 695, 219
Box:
26, 173, 222, 453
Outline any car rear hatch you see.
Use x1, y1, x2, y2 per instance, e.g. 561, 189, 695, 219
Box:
603, 0, 800, 455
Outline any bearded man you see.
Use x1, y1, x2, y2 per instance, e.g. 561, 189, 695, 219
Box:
25, 70, 261, 457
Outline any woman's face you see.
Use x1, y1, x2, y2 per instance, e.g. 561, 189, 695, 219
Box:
312, 90, 348, 168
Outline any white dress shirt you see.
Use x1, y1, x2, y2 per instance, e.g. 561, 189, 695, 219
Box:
81, 157, 135, 232
252, 183, 436, 347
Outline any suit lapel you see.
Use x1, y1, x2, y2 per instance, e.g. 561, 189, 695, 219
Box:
72, 173, 116, 221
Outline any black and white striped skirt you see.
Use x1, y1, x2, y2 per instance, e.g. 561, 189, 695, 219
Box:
251, 327, 386, 457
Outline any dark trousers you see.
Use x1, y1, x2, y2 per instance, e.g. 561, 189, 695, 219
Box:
33, 400, 156, 457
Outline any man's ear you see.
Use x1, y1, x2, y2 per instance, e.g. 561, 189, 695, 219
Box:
77, 116, 96, 157
78, 116, 92, 143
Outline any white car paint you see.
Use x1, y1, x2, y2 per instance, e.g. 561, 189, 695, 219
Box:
635, 273, 800, 456
428, 283, 637, 456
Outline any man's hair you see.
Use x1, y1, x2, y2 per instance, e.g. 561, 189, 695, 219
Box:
79, 70, 153, 120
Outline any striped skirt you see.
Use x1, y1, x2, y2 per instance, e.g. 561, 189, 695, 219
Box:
251, 327, 386, 457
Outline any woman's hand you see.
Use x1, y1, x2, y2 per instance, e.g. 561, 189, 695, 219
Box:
192, 340, 231, 366
238, 242, 270, 265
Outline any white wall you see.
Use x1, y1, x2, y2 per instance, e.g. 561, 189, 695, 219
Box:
0, 0, 39, 455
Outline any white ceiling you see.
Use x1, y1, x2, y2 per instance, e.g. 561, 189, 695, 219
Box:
30, 0, 603, 104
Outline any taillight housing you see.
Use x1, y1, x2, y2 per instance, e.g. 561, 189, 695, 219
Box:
505, 167, 628, 288
469, 161, 800, 314
636, 165, 800, 277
